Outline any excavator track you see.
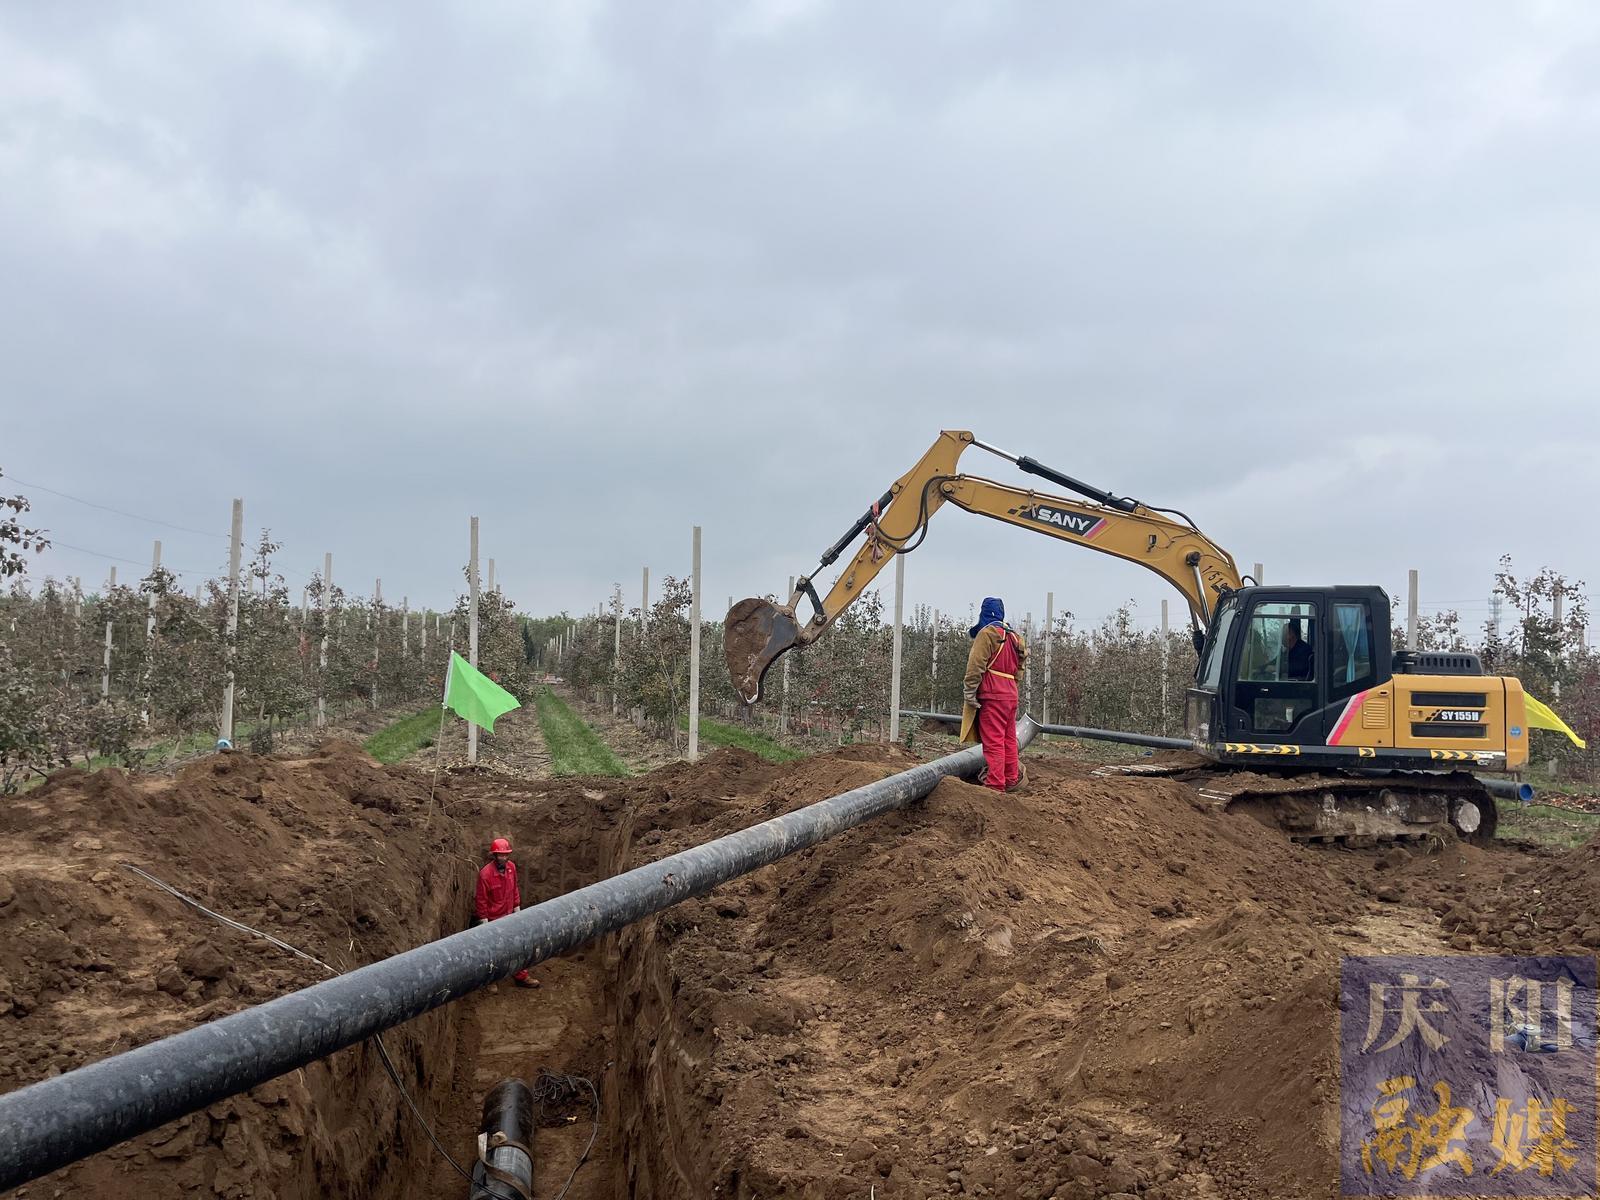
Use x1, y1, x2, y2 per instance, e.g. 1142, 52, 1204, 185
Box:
1092, 756, 1497, 846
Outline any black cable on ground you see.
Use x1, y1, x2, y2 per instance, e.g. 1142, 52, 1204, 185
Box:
530, 1070, 601, 1200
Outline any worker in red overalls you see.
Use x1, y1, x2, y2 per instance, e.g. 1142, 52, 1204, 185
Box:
474, 837, 537, 988
961, 597, 1028, 793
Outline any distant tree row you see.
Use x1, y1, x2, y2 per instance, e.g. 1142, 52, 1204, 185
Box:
0, 518, 537, 792
548, 559, 1597, 780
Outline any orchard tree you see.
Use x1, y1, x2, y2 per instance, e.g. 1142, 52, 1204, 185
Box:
616, 576, 695, 746
0, 469, 48, 579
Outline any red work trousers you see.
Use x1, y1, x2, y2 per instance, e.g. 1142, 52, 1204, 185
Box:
976, 685, 1020, 792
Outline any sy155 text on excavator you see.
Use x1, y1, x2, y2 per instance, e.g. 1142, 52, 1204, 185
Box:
726, 429, 1535, 844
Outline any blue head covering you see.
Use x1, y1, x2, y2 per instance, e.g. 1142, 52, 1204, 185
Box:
969, 597, 1005, 638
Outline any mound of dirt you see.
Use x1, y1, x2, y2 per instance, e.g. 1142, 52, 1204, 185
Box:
5, 731, 1559, 1200
606, 748, 1423, 1199
0, 742, 471, 1200
1456, 834, 1600, 953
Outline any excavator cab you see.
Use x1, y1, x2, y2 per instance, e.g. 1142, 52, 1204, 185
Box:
1186, 585, 1390, 750
1186, 584, 1522, 771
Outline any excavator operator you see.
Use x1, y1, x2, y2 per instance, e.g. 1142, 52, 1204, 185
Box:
1282, 619, 1313, 681
961, 597, 1028, 793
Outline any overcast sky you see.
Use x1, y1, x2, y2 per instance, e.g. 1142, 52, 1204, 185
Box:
5, 2, 1597, 637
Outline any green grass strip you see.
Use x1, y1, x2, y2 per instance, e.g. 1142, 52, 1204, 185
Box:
688, 715, 805, 763
535, 689, 630, 776
364, 708, 443, 765
1494, 799, 1600, 849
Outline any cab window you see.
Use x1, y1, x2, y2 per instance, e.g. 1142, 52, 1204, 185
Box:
1199, 599, 1238, 690
1241, 602, 1317, 683
1236, 600, 1318, 735
1330, 600, 1376, 701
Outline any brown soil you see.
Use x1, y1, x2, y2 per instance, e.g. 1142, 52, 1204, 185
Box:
420, 701, 554, 777
0, 736, 1563, 1200
0, 741, 473, 1199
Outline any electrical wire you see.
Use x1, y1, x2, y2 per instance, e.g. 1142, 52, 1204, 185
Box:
118, 863, 476, 1187
6, 476, 228, 539
43, 540, 211, 577
530, 1070, 602, 1200
10, 477, 323, 590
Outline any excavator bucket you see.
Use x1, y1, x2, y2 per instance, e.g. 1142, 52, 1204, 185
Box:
724, 597, 801, 704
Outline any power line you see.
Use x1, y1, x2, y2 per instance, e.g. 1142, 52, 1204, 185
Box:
43, 540, 209, 577
4, 475, 228, 540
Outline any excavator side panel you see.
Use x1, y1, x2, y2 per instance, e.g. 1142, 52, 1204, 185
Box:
1325, 673, 1527, 770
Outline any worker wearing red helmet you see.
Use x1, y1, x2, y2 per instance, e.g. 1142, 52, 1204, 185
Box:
474, 837, 537, 988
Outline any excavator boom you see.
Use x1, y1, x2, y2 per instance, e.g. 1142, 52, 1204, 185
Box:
725, 430, 1242, 703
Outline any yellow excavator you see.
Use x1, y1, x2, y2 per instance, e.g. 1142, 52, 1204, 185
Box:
725, 429, 1535, 843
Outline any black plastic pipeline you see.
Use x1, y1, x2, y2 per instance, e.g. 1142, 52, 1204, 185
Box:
1033, 722, 1196, 751
1352, 768, 1534, 803
902, 710, 1195, 753
469, 1080, 534, 1200
0, 719, 1037, 1192
904, 710, 1536, 802
1480, 777, 1535, 802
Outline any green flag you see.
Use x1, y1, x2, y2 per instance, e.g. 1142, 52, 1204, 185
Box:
444, 651, 521, 732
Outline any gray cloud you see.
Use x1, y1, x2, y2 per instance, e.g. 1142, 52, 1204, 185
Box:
6, 1, 1597, 636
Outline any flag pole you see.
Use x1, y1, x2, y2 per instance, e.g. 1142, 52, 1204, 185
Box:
425, 642, 456, 830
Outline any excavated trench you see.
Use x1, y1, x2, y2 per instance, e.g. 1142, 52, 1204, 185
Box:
9, 738, 1580, 1200
1, 743, 758, 1200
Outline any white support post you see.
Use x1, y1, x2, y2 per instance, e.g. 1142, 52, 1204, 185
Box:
142, 540, 161, 725
780, 576, 794, 735
612, 584, 623, 715
1043, 593, 1053, 728
146, 541, 161, 642
468, 517, 480, 765
221, 499, 243, 745
1406, 568, 1419, 652
371, 578, 382, 709
101, 566, 116, 700
1160, 597, 1170, 736
1553, 588, 1565, 701
487, 558, 495, 595
889, 552, 905, 741
688, 525, 702, 760
931, 607, 940, 712
317, 552, 332, 729
1023, 612, 1034, 714
401, 597, 409, 661
421, 609, 428, 655
1252, 562, 1264, 585
300, 587, 308, 626
641, 567, 649, 637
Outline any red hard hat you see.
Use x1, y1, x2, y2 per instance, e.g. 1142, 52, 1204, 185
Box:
490, 838, 512, 854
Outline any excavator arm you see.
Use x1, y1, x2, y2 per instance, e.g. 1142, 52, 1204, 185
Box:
725, 430, 1244, 703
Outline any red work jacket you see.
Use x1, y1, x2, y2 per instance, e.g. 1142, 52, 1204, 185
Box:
976, 627, 1023, 703
475, 860, 521, 921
